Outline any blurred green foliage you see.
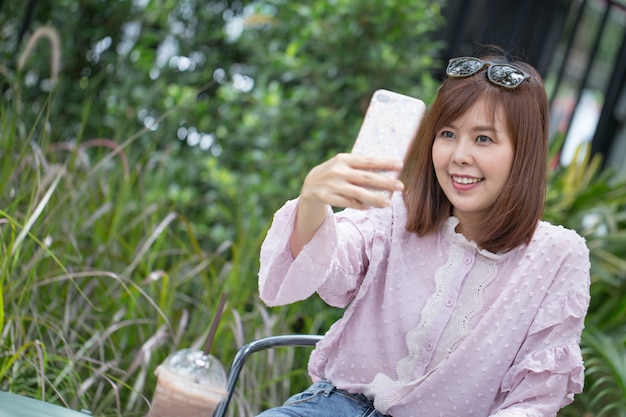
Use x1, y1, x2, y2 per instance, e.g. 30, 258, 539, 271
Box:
544, 139, 626, 416
1, 1, 444, 415
1, 1, 625, 417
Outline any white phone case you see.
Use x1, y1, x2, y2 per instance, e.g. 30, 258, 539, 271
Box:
351, 89, 426, 196
351, 89, 426, 164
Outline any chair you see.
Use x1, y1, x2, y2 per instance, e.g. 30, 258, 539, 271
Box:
213, 334, 322, 417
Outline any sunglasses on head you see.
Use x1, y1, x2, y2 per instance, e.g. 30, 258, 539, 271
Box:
446, 57, 530, 89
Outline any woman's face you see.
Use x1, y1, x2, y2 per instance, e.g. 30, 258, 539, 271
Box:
432, 97, 515, 232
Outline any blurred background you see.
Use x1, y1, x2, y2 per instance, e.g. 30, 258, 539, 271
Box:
1, 1, 625, 416
439, 0, 626, 176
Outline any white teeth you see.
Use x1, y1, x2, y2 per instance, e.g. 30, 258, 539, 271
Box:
452, 176, 483, 184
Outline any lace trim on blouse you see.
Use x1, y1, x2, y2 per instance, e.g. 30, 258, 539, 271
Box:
363, 231, 499, 412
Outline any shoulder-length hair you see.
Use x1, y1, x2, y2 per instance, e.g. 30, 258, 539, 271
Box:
399, 55, 549, 253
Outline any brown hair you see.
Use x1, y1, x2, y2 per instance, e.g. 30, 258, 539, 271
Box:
399, 55, 549, 253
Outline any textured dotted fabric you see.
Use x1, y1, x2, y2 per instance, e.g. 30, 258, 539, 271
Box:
258, 192, 591, 417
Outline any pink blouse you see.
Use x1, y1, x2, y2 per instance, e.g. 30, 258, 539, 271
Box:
258, 193, 591, 417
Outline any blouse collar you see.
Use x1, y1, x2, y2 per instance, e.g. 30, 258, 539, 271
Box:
444, 217, 507, 261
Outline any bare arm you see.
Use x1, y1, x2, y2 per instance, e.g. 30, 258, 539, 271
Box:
289, 153, 404, 257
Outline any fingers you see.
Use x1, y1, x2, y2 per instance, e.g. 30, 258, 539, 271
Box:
301, 153, 405, 210
346, 153, 404, 173
337, 154, 405, 204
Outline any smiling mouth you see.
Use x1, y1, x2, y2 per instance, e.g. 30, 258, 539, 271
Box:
452, 176, 484, 185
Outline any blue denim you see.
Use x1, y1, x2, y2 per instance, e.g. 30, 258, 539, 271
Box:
256, 380, 389, 417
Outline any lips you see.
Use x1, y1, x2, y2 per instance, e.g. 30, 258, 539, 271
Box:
451, 175, 484, 185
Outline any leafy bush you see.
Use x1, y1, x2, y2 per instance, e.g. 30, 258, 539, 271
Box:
544, 140, 626, 417
0, 1, 445, 416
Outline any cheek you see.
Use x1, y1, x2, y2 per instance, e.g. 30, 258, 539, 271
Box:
431, 142, 447, 172
431, 145, 451, 189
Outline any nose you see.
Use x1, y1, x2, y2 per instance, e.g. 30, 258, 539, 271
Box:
451, 139, 473, 166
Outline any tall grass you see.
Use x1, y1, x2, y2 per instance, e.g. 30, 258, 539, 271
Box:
0, 71, 335, 416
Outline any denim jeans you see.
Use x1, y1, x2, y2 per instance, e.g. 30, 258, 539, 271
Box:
256, 380, 389, 417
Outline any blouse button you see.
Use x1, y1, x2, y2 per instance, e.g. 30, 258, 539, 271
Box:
425, 342, 434, 351
445, 299, 454, 307
464, 256, 472, 265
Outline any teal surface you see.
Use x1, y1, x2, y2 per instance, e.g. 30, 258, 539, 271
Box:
0, 392, 90, 417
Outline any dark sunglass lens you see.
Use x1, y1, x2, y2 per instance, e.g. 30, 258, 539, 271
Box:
448, 58, 484, 77
489, 65, 527, 87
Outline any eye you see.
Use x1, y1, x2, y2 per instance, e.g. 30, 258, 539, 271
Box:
476, 135, 493, 143
439, 130, 455, 139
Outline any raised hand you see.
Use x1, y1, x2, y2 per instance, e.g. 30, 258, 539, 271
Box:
301, 153, 404, 210
290, 153, 404, 257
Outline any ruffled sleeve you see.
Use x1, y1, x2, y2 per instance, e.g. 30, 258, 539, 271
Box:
258, 198, 378, 308
492, 228, 591, 417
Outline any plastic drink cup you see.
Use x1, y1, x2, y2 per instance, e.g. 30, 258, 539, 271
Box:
148, 349, 227, 417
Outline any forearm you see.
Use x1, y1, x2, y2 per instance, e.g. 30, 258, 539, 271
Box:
289, 198, 330, 258
259, 198, 369, 307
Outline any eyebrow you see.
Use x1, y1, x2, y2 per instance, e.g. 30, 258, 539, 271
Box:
446, 123, 498, 133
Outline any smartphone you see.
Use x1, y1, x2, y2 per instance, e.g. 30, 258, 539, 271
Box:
351, 89, 426, 195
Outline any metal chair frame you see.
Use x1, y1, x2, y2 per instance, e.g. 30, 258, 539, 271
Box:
213, 334, 322, 417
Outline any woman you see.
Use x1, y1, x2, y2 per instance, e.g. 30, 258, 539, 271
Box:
257, 54, 591, 417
